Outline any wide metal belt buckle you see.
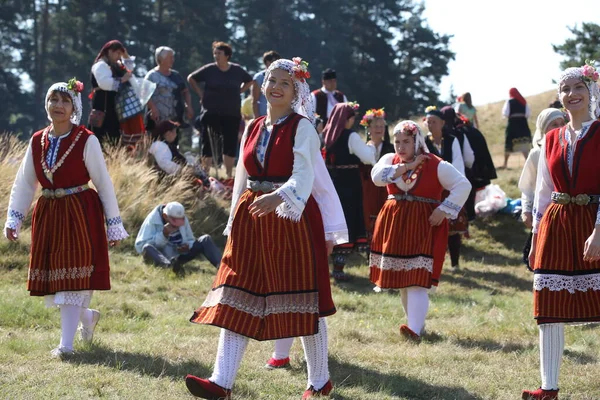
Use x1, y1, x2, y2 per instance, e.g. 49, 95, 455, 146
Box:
250, 181, 275, 193
41, 189, 54, 199
573, 194, 590, 206
54, 188, 66, 198
555, 192, 571, 205
405, 194, 414, 202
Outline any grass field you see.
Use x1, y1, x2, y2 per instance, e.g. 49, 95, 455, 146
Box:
1, 91, 599, 400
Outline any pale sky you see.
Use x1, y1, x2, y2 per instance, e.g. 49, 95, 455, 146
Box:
422, 0, 596, 105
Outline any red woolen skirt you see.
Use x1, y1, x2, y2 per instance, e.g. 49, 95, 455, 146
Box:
28, 190, 110, 296
534, 203, 600, 324
370, 199, 448, 289
190, 189, 335, 340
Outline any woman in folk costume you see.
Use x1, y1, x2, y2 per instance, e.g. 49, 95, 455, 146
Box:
3, 79, 128, 357
518, 109, 565, 269
370, 121, 470, 341
424, 106, 469, 268
501, 87, 532, 169
523, 62, 600, 400
90, 40, 146, 147
323, 102, 376, 281
359, 108, 395, 239
185, 57, 348, 400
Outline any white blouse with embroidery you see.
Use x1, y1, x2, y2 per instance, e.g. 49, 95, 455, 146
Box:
4, 133, 128, 241
533, 121, 600, 233
91, 57, 135, 92
347, 132, 376, 165
148, 141, 181, 175
371, 153, 471, 219
225, 118, 349, 244
518, 146, 542, 214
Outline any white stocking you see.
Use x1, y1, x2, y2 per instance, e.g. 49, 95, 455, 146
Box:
59, 304, 81, 351
406, 287, 429, 335
540, 323, 564, 390
301, 318, 329, 390
80, 308, 94, 327
272, 337, 294, 360
210, 329, 249, 390
399, 288, 408, 317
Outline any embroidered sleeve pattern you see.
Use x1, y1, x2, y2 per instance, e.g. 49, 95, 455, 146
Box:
381, 166, 397, 183
438, 199, 462, 219
275, 187, 305, 222
5, 209, 25, 232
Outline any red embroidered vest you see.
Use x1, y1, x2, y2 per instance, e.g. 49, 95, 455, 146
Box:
243, 113, 305, 180
545, 121, 600, 195
386, 153, 445, 201
31, 125, 92, 189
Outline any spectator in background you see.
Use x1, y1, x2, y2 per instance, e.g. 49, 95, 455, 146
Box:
501, 87, 532, 169
188, 41, 253, 179
454, 92, 479, 129
252, 50, 281, 118
312, 68, 348, 125
135, 202, 221, 275
144, 46, 194, 131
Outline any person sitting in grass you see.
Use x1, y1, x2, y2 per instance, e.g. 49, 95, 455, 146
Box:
135, 201, 221, 275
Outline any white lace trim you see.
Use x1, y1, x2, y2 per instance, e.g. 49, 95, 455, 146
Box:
275, 190, 302, 222
534, 273, 600, 294
28, 265, 94, 282
438, 199, 461, 219
4, 219, 22, 236
202, 285, 319, 317
370, 253, 433, 272
107, 224, 129, 241
45, 290, 93, 308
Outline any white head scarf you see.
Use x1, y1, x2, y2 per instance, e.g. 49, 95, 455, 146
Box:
393, 120, 429, 156
261, 58, 315, 123
45, 78, 84, 125
558, 63, 600, 119
532, 108, 566, 148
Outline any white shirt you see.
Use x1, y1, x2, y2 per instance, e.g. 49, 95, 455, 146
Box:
310, 88, 348, 118
461, 135, 475, 169
91, 57, 136, 92
532, 121, 599, 233
429, 135, 466, 176
502, 101, 531, 118
149, 141, 181, 175
4, 133, 128, 241
371, 153, 471, 219
226, 118, 349, 244
348, 132, 376, 165
518, 146, 542, 214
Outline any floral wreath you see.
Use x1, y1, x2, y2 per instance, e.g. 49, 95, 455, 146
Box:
45, 77, 84, 125
425, 105, 438, 114
394, 120, 420, 137
67, 77, 84, 93
360, 108, 386, 127
582, 60, 599, 84
291, 57, 311, 82
347, 101, 360, 112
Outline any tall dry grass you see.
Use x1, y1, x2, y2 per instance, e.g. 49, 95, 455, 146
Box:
0, 133, 229, 251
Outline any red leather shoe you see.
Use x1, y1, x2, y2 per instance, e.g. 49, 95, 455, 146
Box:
399, 324, 421, 343
265, 357, 291, 369
185, 375, 231, 399
521, 388, 559, 400
302, 380, 333, 399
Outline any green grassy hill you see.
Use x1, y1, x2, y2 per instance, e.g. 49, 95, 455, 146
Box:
1, 91, 599, 400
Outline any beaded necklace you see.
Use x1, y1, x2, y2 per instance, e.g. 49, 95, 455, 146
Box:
40, 126, 82, 181
403, 161, 424, 185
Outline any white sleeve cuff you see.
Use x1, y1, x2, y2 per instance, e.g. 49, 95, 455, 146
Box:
275, 188, 304, 222
107, 223, 129, 241
5, 209, 26, 236
325, 228, 349, 245
438, 199, 462, 219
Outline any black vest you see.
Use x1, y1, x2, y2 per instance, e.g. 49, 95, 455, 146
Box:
508, 98, 526, 116
326, 129, 361, 166
313, 89, 345, 124
426, 133, 456, 164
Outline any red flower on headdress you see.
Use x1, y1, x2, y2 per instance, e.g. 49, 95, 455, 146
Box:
67, 77, 84, 93
292, 57, 311, 82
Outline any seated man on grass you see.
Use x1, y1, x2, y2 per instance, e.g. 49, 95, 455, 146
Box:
135, 202, 221, 275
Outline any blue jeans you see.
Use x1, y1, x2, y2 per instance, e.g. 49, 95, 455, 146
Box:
142, 234, 221, 268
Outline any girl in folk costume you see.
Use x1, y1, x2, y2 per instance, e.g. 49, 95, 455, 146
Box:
90, 40, 146, 147
370, 121, 470, 341
360, 108, 395, 239
518, 109, 566, 269
424, 106, 469, 268
501, 87, 532, 169
3, 79, 128, 357
185, 58, 348, 399
523, 63, 600, 400
323, 102, 376, 282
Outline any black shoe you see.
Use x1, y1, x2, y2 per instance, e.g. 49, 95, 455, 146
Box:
172, 260, 185, 276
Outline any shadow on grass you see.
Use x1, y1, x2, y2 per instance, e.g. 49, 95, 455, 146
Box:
66, 343, 213, 381
461, 241, 523, 266
312, 357, 482, 400
564, 349, 597, 365
330, 272, 376, 294
471, 215, 528, 255
452, 337, 535, 354
443, 266, 532, 293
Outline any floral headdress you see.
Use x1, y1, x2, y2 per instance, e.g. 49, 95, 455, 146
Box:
558, 60, 600, 119
262, 58, 315, 123
291, 57, 311, 82
360, 107, 386, 127
45, 77, 84, 125
392, 120, 429, 155
347, 101, 360, 112
425, 105, 444, 119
